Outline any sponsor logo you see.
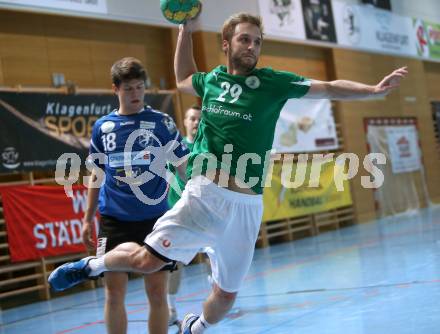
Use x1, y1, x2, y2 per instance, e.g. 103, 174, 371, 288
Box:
290, 80, 311, 87
428, 24, 440, 45
414, 19, 429, 57
203, 104, 253, 121
245, 76, 260, 89
96, 237, 107, 257
120, 121, 135, 126
34, 219, 84, 250
315, 138, 336, 146
343, 5, 361, 45
397, 136, 411, 158
138, 130, 156, 148
2, 147, 20, 170
162, 116, 177, 134
162, 239, 171, 248
115, 167, 143, 186
140, 121, 156, 129
45, 102, 112, 116
101, 121, 115, 133
374, 11, 409, 50
108, 151, 151, 168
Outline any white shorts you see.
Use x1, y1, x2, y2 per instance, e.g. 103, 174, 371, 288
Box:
145, 175, 263, 292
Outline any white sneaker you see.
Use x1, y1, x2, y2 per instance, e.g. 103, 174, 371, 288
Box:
181, 313, 199, 334
168, 307, 179, 326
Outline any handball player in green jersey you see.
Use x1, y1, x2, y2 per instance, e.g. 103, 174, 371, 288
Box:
49, 10, 408, 334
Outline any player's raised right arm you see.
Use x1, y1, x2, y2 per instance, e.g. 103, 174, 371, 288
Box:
174, 20, 199, 95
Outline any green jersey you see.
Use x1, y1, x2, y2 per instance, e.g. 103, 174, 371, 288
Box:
189, 65, 311, 194
167, 137, 193, 208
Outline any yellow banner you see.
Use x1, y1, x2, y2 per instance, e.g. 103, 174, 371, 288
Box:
263, 160, 352, 222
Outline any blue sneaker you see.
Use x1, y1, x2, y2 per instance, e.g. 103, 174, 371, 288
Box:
181, 313, 199, 334
48, 256, 96, 291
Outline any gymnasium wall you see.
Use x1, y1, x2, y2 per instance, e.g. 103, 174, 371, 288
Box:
424, 62, 440, 101
0, 10, 174, 90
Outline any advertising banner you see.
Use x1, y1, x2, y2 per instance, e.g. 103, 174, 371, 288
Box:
0, 185, 97, 262
263, 161, 352, 222
333, 1, 417, 57
273, 98, 338, 153
0, 0, 108, 14
258, 0, 306, 40
301, 0, 337, 43
413, 19, 440, 60
0, 92, 175, 173
386, 125, 421, 174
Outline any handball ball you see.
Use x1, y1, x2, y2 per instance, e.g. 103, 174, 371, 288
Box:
160, 0, 201, 24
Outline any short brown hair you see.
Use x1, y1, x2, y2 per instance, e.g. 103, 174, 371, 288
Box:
189, 104, 201, 111
185, 104, 201, 118
222, 13, 264, 43
111, 57, 147, 87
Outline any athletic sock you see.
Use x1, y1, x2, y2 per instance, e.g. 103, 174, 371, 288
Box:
88, 256, 107, 276
191, 313, 211, 334
168, 294, 177, 310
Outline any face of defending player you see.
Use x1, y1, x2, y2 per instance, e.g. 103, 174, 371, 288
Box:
223, 22, 262, 75
113, 79, 145, 115
184, 108, 201, 138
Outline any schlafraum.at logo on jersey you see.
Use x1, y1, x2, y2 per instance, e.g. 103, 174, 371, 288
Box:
203, 104, 253, 122
54, 129, 185, 205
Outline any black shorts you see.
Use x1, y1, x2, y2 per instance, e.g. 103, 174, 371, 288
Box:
97, 215, 176, 272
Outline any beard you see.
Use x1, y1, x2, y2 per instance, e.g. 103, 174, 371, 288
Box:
230, 52, 257, 74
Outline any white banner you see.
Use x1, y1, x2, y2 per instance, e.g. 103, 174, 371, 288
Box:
257, 0, 306, 41
386, 125, 421, 174
0, 0, 107, 14
333, 1, 417, 57
258, 0, 440, 61
273, 98, 338, 153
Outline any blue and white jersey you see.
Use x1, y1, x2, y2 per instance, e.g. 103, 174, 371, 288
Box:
89, 106, 189, 221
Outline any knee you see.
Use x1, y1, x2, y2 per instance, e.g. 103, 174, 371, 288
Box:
213, 286, 237, 305
129, 246, 161, 273
146, 285, 167, 306
105, 285, 126, 305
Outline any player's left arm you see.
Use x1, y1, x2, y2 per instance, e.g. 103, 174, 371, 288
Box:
304, 66, 408, 100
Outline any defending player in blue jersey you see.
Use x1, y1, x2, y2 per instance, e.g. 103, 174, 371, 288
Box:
81, 57, 188, 334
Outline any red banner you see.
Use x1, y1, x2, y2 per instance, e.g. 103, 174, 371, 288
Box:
0, 185, 97, 262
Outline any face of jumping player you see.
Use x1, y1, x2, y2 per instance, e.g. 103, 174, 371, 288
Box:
113, 79, 145, 114
223, 22, 262, 75
184, 108, 201, 138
